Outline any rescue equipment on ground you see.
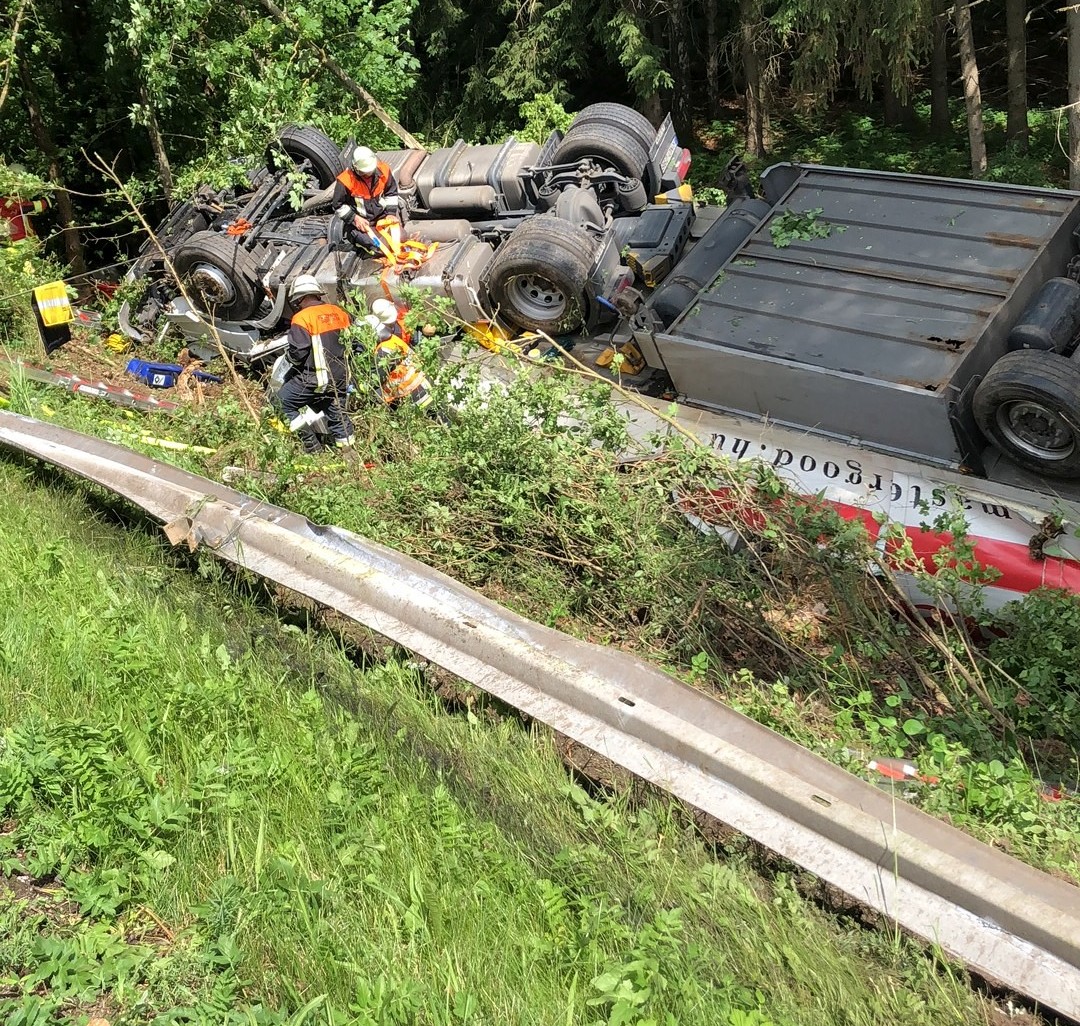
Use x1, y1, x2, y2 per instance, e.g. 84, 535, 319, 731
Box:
31, 281, 74, 354
126, 358, 223, 389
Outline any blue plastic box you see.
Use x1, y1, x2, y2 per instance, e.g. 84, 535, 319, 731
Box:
126, 358, 223, 389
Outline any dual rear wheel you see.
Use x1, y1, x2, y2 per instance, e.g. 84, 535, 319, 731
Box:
974, 350, 1080, 477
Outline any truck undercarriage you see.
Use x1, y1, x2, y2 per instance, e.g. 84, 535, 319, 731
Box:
118, 105, 1080, 496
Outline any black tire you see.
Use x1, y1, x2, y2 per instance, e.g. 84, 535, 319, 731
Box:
565, 102, 657, 155
973, 350, 1080, 477
552, 121, 649, 181
276, 125, 345, 188
174, 231, 262, 321
486, 215, 597, 334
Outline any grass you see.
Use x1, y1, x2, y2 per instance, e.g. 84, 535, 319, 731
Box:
0, 455, 995, 1024
3, 325, 1079, 887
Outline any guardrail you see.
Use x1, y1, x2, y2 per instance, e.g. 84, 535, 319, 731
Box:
1, 409, 1077, 1021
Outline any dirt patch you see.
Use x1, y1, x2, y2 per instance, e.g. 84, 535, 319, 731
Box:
0, 865, 81, 928
22, 327, 260, 417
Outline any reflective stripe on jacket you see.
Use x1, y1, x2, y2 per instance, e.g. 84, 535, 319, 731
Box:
0, 197, 48, 243
289, 303, 352, 392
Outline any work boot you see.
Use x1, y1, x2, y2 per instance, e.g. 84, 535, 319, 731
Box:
298, 428, 323, 454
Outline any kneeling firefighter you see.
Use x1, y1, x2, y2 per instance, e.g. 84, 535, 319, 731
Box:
277, 274, 356, 453
364, 300, 435, 413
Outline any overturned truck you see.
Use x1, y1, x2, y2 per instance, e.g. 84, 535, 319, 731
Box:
122, 105, 1080, 500
120, 104, 692, 360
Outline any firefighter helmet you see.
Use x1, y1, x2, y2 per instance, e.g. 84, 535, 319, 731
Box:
371, 298, 398, 324
351, 146, 378, 174
288, 274, 324, 301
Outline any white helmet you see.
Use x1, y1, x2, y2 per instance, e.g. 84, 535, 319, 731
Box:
289, 274, 324, 301
363, 314, 392, 341
371, 298, 398, 324
351, 146, 378, 174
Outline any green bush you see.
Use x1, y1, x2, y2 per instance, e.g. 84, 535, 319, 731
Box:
988, 588, 1080, 743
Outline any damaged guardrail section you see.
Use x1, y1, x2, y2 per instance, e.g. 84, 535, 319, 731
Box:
1, 409, 1078, 1021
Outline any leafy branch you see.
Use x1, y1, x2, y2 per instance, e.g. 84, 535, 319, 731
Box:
769, 207, 846, 248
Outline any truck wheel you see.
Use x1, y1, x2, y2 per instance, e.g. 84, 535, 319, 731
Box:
565, 102, 657, 155
973, 350, 1080, 477
552, 122, 649, 181
486, 216, 597, 334
275, 125, 345, 188
174, 231, 261, 321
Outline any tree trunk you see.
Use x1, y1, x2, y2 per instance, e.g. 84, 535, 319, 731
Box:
668, 0, 694, 144
930, 0, 951, 135
17, 64, 85, 274
705, 0, 720, 118
953, 0, 987, 177
740, 0, 768, 157
1005, 0, 1028, 149
882, 78, 917, 130
138, 82, 173, 204
1069, 1, 1080, 189
641, 92, 664, 127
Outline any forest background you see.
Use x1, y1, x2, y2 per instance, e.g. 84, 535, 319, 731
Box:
3, 0, 1080, 275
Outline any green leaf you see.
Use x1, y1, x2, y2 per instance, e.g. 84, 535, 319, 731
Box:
142, 849, 177, 871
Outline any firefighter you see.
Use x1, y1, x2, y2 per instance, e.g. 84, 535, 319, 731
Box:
333, 146, 403, 254
0, 167, 49, 246
371, 296, 412, 344
363, 311, 435, 413
278, 275, 356, 453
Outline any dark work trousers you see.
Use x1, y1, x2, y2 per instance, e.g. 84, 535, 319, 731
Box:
277, 372, 354, 453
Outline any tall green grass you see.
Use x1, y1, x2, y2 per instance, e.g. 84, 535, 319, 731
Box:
0, 455, 990, 1024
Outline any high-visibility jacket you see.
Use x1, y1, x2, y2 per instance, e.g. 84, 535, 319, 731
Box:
288, 302, 352, 393
0, 196, 48, 244
377, 303, 413, 345
333, 162, 399, 221
374, 335, 432, 408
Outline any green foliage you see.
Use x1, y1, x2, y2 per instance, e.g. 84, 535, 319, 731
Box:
517, 92, 575, 145
987, 588, 1080, 741
694, 101, 1070, 197
596, 4, 673, 101
0, 718, 190, 905
769, 207, 845, 248
115, 0, 421, 162
0, 457, 991, 1025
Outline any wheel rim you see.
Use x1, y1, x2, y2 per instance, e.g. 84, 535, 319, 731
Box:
506, 274, 567, 322
996, 399, 1077, 462
189, 264, 236, 306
